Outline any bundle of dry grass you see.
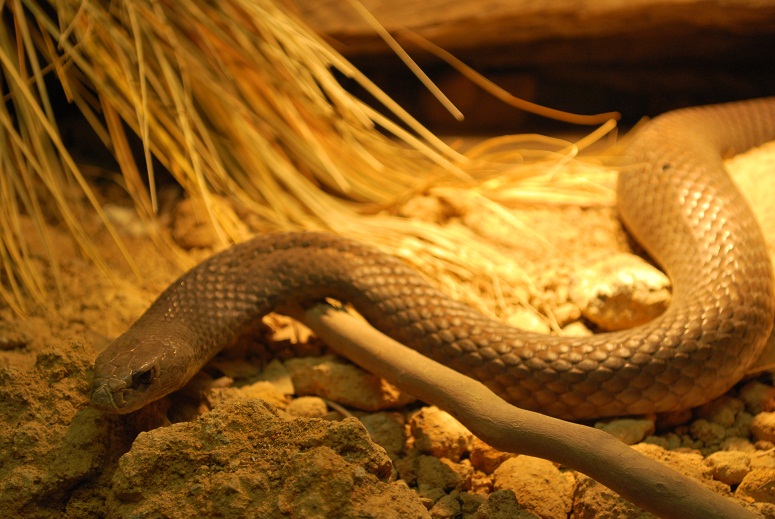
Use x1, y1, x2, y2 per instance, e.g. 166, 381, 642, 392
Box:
1, 0, 617, 315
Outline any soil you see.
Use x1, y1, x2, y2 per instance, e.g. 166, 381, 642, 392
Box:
1, 142, 775, 518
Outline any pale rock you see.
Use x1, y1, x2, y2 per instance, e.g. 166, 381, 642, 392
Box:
569, 253, 671, 331
429, 490, 461, 519
409, 407, 475, 462
705, 450, 752, 486
689, 419, 727, 447
750, 412, 775, 443
256, 359, 295, 395
492, 456, 572, 519
736, 469, 775, 505
360, 412, 406, 460
750, 450, 775, 470
505, 307, 551, 334
474, 490, 539, 519
595, 417, 655, 445
469, 438, 515, 474
286, 355, 415, 411
695, 395, 745, 428
739, 381, 775, 414
561, 321, 593, 336
415, 456, 471, 495
286, 396, 329, 418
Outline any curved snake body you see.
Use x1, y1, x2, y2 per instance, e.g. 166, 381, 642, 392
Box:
91, 98, 775, 420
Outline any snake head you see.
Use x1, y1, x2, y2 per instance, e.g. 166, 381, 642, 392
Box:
90, 332, 197, 414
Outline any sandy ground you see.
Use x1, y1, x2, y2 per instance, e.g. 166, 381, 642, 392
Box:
1, 141, 775, 518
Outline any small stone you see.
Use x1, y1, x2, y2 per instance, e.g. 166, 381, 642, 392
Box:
492, 456, 572, 519
695, 396, 744, 427
409, 407, 475, 462
286, 396, 329, 418
256, 359, 295, 395
359, 412, 406, 460
415, 456, 470, 495
505, 308, 551, 334
595, 418, 655, 445
286, 356, 415, 411
751, 450, 775, 470
689, 419, 727, 447
705, 450, 751, 486
206, 381, 289, 412
474, 489, 539, 519
429, 491, 461, 519
643, 432, 682, 450
459, 491, 486, 515
739, 381, 775, 414
750, 412, 775, 443
569, 253, 671, 331
736, 469, 775, 504
552, 302, 582, 327
719, 437, 756, 453
561, 321, 593, 336
469, 438, 515, 474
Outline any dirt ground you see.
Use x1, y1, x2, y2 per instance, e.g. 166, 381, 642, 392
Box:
1, 141, 775, 518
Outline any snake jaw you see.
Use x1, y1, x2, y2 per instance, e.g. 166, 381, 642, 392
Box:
90, 369, 159, 414
90, 380, 123, 412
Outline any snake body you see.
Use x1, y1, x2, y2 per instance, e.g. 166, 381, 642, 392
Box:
91, 98, 775, 420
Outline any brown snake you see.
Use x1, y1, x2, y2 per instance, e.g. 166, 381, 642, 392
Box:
91, 98, 775, 420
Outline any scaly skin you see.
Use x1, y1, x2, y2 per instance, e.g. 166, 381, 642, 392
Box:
91, 98, 775, 420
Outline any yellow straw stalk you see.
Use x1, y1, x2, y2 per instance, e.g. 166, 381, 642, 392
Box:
1, 0, 616, 315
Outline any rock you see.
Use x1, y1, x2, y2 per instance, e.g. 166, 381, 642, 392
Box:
409, 407, 475, 462
492, 456, 573, 519
106, 399, 429, 518
415, 456, 472, 495
505, 308, 551, 334
689, 419, 727, 448
206, 380, 289, 412
459, 491, 486, 516
572, 473, 647, 518
561, 321, 593, 336
474, 490, 539, 519
739, 381, 775, 414
469, 438, 515, 474
286, 355, 416, 411
595, 418, 655, 445
642, 432, 682, 451
750, 412, 775, 443
736, 469, 775, 505
359, 412, 406, 460
286, 396, 329, 418
631, 443, 728, 493
256, 359, 295, 395
569, 253, 671, 331
0, 344, 115, 518
705, 451, 752, 486
751, 451, 775, 470
695, 396, 745, 428
428, 490, 461, 518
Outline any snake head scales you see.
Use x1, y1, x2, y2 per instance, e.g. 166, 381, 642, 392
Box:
91, 330, 200, 414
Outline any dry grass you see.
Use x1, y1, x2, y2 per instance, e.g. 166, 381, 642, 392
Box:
1, 0, 619, 315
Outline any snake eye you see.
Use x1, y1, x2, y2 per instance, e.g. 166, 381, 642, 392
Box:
131, 368, 155, 388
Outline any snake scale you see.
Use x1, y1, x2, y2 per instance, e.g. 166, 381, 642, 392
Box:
91, 98, 775, 420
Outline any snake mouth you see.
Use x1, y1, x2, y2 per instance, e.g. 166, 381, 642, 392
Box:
91, 384, 121, 413
90, 380, 128, 413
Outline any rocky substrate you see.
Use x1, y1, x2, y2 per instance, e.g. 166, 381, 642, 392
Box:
2, 316, 775, 518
